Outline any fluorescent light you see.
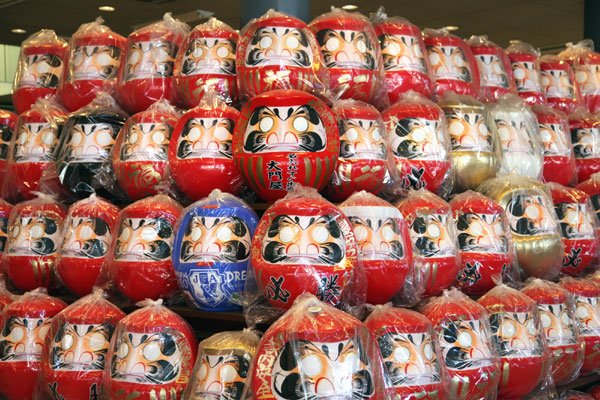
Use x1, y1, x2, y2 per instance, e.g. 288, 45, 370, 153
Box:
11, 28, 26, 34
342, 4, 358, 11
98, 5, 115, 12
509, 39, 521, 44
443, 26, 459, 31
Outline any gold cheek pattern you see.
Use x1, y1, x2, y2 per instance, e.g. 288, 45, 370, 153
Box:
574, 64, 600, 96
50, 323, 112, 371
19, 53, 63, 89
339, 118, 385, 160
379, 33, 426, 73
511, 61, 542, 93
490, 311, 542, 358
0, 317, 51, 362
14, 122, 59, 163
475, 54, 509, 88
538, 303, 576, 347
121, 122, 172, 162
176, 118, 233, 160
574, 295, 600, 337
439, 319, 493, 371
245, 26, 313, 68
67, 123, 116, 163
182, 37, 236, 76
446, 112, 492, 152
124, 40, 177, 81
70, 45, 121, 81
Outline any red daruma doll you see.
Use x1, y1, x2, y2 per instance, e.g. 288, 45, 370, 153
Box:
113, 99, 181, 201
522, 279, 585, 385
506, 41, 547, 106
478, 285, 550, 400
0, 199, 13, 272
540, 54, 583, 113
576, 173, 600, 235
117, 13, 189, 114
60, 17, 126, 112
420, 288, 501, 400
0, 110, 18, 190
56, 195, 120, 297
174, 17, 239, 107
103, 299, 198, 400
559, 40, 600, 113
12, 29, 67, 114
569, 107, 600, 183
0, 289, 66, 400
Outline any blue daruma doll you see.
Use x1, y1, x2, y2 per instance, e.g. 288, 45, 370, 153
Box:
173, 189, 258, 311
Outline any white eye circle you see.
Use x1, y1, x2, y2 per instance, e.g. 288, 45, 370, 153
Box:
393, 345, 411, 363
576, 305, 590, 319
143, 342, 161, 361
154, 48, 169, 62
129, 51, 140, 64
345, 128, 359, 141
220, 364, 238, 382
286, 36, 300, 49
41, 130, 56, 145
427, 224, 441, 238
470, 221, 484, 236
302, 354, 322, 377
541, 76, 550, 86
141, 226, 158, 242
382, 225, 395, 241
387, 42, 400, 56
71, 131, 82, 146
326, 38, 339, 52
478, 123, 489, 135
214, 127, 230, 141
259, 36, 272, 50
457, 331, 472, 347
61, 333, 74, 350
356, 40, 367, 54
188, 127, 201, 141
129, 132, 139, 145
120, 227, 131, 242
540, 129, 552, 143
193, 47, 204, 58
293, 117, 309, 133
198, 363, 208, 379
312, 226, 329, 243
354, 226, 368, 241
576, 71, 587, 83
18, 131, 28, 144
217, 226, 233, 242
191, 227, 202, 242
30, 224, 44, 239
216, 46, 229, 58
37, 62, 51, 74
525, 205, 540, 219
566, 210, 579, 225
424, 343, 434, 360
561, 312, 571, 325
449, 121, 465, 135
501, 321, 516, 338
39, 325, 50, 341
11, 225, 19, 238
259, 116, 274, 133
429, 53, 440, 65
80, 225, 94, 240
414, 46, 423, 57
527, 319, 537, 335
118, 343, 129, 359
10, 327, 24, 342
97, 131, 113, 147
88, 332, 107, 351
372, 129, 381, 141
97, 53, 112, 66
513, 68, 525, 80
498, 127, 511, 141
412, 128, 427, 142
279, 226, 295, 243
540, 313, 552, 328
493, 222, 503, 235
152, 131, 165, 144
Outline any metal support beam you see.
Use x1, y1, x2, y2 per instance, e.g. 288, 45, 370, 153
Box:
240, 0, 311, 28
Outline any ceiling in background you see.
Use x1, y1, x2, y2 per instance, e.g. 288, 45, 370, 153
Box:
0, 0, 585, 52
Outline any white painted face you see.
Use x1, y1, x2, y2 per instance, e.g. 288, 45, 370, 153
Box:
537, 302, 577, 347
538, 122, 570, 157
124, 40, 178, 81
489, 311, 544, 358
181, 37, 236, 76
573, 295, 600, 337
427, 45, 472, 82
438, 318, 494, 371
0, 316, 51, 362
574, 64, 600, 96
66, 123, 116, 163
69, 45, 122, 81
120, 122, 172, 162
511, 61, 543, 93
18, 53, 64, 89
445, 111, 492, 153
49, 322, 114, 371
389, 116, 447, 161
475, 53, 510, 88
114, 217, 174, 262
245, 26, 314, 68
14, 122, 60, 163
540, 69, 575, 99
190, 351, 250, 400
379, 33, 427, 73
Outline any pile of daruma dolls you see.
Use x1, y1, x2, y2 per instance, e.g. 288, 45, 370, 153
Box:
2, 5, 600, 400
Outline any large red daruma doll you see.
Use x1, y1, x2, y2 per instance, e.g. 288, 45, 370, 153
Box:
449, 191, 515, 296
522, 279, 585, 385
559, 40, 600, 113
57, 195, 120, 297
0, 289, 66, 400
174, 17, 239, 108
40, 290, 125, 400
0, 199, 13, 273
478, 285, 550, 400
117, 13, 189, 114
108, 195, 181, 302
365, 305, 445, 399
506, 41, 547, 106
113, 99, 181, 201
420, 288, 500, 400
396, 189, 460, 297
382, 91, 451, 194
12, 30, 67, 114
170, 96, 243, 201
576, 173, 600, 237
468, 35, 517, 102
540, 55, 583, 113
232, 89, 339, 202
60, 18, 126, 112
423, 28, 480, 99
0, 110, 18, 190
250, 186, 358, 309
103, 299, 198, 400
4, 195, 67, 291
569, 107, 600, 183
340, 191, 413, 305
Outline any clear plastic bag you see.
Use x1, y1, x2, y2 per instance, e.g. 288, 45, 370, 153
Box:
0, 280, 15, 311
576, 172, 600, 233
561, 391, 596, 400
506, 41, 547, 106
102, 298, 198, 400
12, 29, 68, 114
172, 189, 259, 311
0, 288, 67, 400
183, 329, 260, 399
117, 12, 190, 114
419, 288, 501, 400
173, 17, 239, 108
0, 110, 19, 191
559, 40, 600, 113
539, 54, 583, 114
568, 106, 600, 183
59, 17, 127, 112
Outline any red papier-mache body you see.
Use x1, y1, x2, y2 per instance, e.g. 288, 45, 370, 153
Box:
540, 56, 583, 114
576, 174, 600, 238
103, 301, 198, 400
4, 197, 67, 291
468, 36, 516, 102
548, 184, 599, 276
40, 292, 126, 400
170, 99, 243, 201
0, 110, 18, 190
522, 279, 584, 385
232, 89, 339, 202
506, 42, 547, 106
396, 190, 460, 297
0, 290, 66, 400
57, 196, 120, 297
109, 195, 182, 302
0, 199, 13, 274
560, 278, 600, 375
569, 109, 600, 183
560, 43, 600, 113
449, 191, 514, 296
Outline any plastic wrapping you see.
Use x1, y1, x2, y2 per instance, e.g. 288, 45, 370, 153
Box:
382, 91, 452, 194
0, 197, 12, 274
170, 91, 243, 201
3, 193, 67, 291
309, 7, 385, 104
548, 183, 599, 276
477, 284, 551, 400
558, 40, 600, 113
340, 191, 413, 305
236, 9, 329, 99
174, 17, 239, 108
232, 89, 339, 203
590, 386, 600, 399
364, 305, 445, 399
568, 106, 600, 183
438, 91, 500, 192
104, 194, 182, 302
562, 391, 596, 400
559, 277, 600, 375
117, 13, 190, 114
112, 99, 181, 201
103, 298, 198, 400
59, 17, 127, 112
0, 110, 18, 190
420, 288, 501, 400
183, 329, 260, 399
247, 293, 382, 400
576, 173, 600, 234
522, 278, 585, 385
423, 28, 480, 99
0, 281, 15, 311
1, 96, 68, 203
371, 8, 434, 103
449, 191, 516, 296
0, 288, 67, 400
40, 289, 126, 399
172, 189, 259, 311
506, 41, 547, 106
540, 54, 583, 113
467, 35, 517, 103
12, 29, 68, 114
396, 189, 460, 297
56, 195, 120, 297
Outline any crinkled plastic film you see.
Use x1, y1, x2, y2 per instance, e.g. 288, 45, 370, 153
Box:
569, 106, 600, 183
506, 41, 547, 106
0, 199, 14, 279
102, 298, 198, 399
0, 110, 19, 191
539, 54, 583, 114
172, 189, 259, 311
174, 17, 239, 108
184, 329, 260, 399
559, 40, 600, 113
117, 13, 190, 114
561, 390, 596, 400
575, 173, 600, 244
12, 29, 68, 114
59, 17, 127, 112
419, 288, 501, 400
0, 281, 15, 312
